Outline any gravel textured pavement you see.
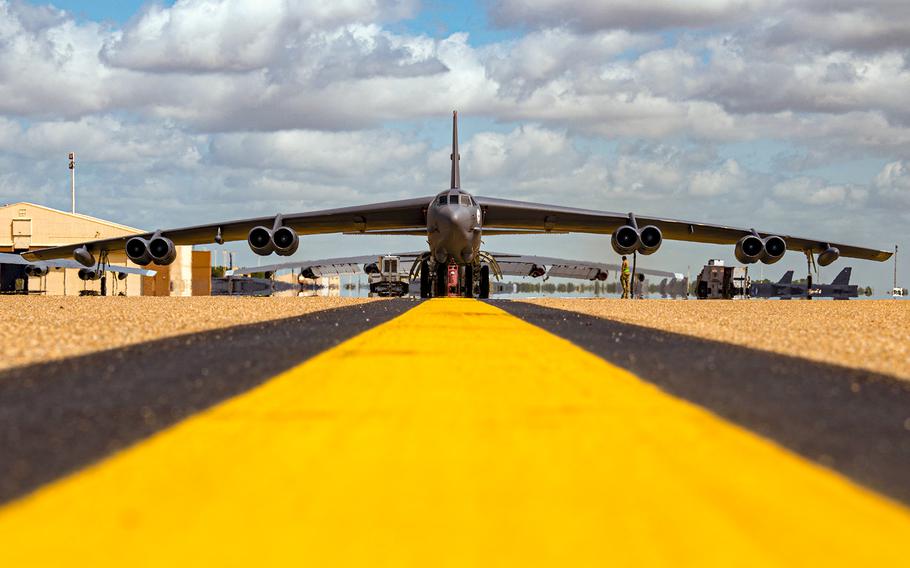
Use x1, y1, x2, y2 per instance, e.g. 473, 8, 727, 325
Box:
523, 299, 910, 380
0, 296, 377, 371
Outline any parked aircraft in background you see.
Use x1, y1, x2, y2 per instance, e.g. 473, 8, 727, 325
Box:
25, 112, 893, 299
226, 252, 681, 297
0, 252, 155, 281
750, 267, 858, 300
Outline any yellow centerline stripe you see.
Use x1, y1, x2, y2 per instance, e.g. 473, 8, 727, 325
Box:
0, 298, 907, 566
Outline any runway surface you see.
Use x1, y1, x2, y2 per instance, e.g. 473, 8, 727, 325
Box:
0, 298, 908, 565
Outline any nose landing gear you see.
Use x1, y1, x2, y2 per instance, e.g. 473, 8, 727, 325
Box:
415, 256, 493, 298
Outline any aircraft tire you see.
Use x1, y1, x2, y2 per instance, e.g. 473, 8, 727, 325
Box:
479, 265, 490, 299
464, 264, 473, 298
436, 264, 447, 297
420, 260, 430, 298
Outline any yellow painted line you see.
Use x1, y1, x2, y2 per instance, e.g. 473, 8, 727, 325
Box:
0, 298, 908, 566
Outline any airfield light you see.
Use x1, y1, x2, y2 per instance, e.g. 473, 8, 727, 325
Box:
68, 151, 76, 214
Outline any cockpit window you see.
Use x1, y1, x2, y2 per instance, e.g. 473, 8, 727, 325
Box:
459, 195, 471, 206
449, 195, 459, 205
437, 195, 447, 206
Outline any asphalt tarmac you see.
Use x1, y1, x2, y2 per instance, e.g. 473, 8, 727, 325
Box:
1, 298, 907, 565
0, 300, 413, 503
499, 300, 910, 505
1, 298, 908, 517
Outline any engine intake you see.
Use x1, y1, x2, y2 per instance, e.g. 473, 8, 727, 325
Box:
149, 235, 176, 265
592, 269, 608, 282
273, 226, 299, 256
528, 265, 546, 278
735, 235, 764, 264
611, 224, 663, 256
818, 246, 840, 267
78, 268, 101, 281
761, 235, 786, 265
24, 264, 49, 277
611, 225, 640, 255
638, 225, 662, 255
248, 226, 274, 256
126, 237, 152, 266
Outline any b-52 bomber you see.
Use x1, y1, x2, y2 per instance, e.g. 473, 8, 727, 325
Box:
750, 267, 858, 300
24, 112, 893, 298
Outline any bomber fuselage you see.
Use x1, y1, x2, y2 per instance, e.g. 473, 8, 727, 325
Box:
426, 189, 482, 265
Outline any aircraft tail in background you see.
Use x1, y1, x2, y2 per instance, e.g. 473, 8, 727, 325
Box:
777, 270, 794, 285
831, 267, 852, 286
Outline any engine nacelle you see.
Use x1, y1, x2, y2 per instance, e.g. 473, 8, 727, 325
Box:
148, 235, 176, 265
761, 235, 787, 265
593, 269, 608, 282
638, 225, 662, 255
734, 235, 764, 264
818, 246, 840, 267
528, 265, 546, 278
24, 264, 49, 277
125, 237, 153, 266
116, 272, 128, 281
78, 268, 101, 281
73, 245, 95, 268
248, 226, 274, 256
611, 225, 640, 255
364, 263, 379, 275
272, 226, 299, 256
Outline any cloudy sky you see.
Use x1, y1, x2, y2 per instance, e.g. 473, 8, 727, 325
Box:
1, 0, 907, 290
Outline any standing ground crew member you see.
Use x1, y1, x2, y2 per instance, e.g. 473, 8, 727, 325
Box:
620, 255, 631, 299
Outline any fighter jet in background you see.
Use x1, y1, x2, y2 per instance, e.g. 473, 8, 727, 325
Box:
750, 267, 858, 299
25, 112, 893, 299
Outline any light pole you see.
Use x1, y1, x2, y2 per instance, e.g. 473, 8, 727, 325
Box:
68, 152, 76, 214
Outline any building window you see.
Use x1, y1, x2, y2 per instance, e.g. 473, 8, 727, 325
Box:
18, 209, 26, 217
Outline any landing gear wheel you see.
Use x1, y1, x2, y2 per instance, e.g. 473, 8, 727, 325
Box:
420, 260, 430, 298
464, 264, 473, 298
479, 265, 490, 299
436, 264, 447, 297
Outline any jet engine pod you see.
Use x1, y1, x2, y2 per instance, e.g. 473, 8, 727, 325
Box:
273, 226, 299, 257
24, 264, 49, 277
638, 225, 662, 255
73, 245, 95, 267
364, 263, 379, 275
528, 264, 546, 278
149, 235, 177, 265
734, 234, 764, 264
611, 225, 640, 255
818, 246, 840, 267
248, 226, 274, 256
593, 269, 608, 281
117, 272, 128, 281
761, 235, 787, 264
78, 268, 101, 281
125, 237, 152, 266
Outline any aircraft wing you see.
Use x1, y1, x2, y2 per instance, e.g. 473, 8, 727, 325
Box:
490, 253, 682, 280
225, 253, 424, 277
21, 193, 891, 266
475, 197, 893, 262
23, 197, 433, 264
0, 252, 156, 277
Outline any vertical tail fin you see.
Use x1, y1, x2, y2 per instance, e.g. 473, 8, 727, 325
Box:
450, 110, 460, 189
778, 270, 793, 284
831, 267, 852, 286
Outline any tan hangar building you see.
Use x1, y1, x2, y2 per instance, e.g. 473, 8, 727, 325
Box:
0, 202, 210, 296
